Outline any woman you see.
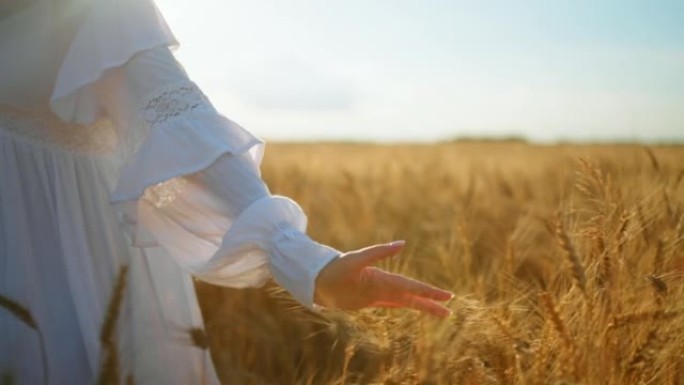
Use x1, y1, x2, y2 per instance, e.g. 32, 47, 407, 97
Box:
0, 0, 452, 383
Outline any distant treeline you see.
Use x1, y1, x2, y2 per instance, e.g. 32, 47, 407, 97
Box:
447, 135, 529, 144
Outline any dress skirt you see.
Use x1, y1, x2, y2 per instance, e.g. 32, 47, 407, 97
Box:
0, 106, 219, 384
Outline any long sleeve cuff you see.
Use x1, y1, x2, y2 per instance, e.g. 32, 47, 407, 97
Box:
193, 195, 339, 309
119, 185, 339, 309
270, 227, 340, 309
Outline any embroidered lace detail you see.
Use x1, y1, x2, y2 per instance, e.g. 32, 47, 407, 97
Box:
130, 82, 213, 208
140, 82, 213, 127
141, 178, 188, 209
0, 105, 117, 154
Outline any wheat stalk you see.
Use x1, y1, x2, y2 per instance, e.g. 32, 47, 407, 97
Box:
0, 294, 48, 384
643, 146, 660, 172
539, 292, 573, 349
614, 210, 631, 255
100, 266, 129, 346
555, 215, 587, 295
626, 328, 667, 384
97, 265, 129, 385
0, 295, 37, 329
609, 309, 680, 329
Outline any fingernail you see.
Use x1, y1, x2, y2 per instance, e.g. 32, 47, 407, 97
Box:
388, 240, 406, 247
434, 290, 453, 301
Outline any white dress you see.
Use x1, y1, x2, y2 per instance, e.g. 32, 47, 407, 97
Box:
0, 0, 340, 384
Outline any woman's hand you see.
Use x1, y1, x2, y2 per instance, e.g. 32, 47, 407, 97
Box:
314, 241, 453, 318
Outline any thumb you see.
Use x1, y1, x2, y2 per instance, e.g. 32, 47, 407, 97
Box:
343, 240, 405, 271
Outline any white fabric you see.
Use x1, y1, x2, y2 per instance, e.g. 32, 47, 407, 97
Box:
0, 117, 218, 384
0, 0, 87, 107
1, 0, 340, 383
95, 46, 340, 308
50, 0, 178, 123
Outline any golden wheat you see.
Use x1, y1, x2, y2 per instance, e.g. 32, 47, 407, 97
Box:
191, 142, 684, 384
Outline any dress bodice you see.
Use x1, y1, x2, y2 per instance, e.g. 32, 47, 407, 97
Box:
0, 105, 117, 155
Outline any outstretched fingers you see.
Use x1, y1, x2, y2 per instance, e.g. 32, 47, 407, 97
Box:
367, 271, 453, 318
381, 270, 453, 301
340, 242, 454, 318
343, 241, 406, 271
406, 296, 452, 318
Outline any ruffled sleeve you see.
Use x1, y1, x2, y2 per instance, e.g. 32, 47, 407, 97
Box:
49, 0, 177, 124
46, 2, 341, 307
89, 46, 341, 309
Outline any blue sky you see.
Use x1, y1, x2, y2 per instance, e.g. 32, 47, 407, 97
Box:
156, 0, 684, 142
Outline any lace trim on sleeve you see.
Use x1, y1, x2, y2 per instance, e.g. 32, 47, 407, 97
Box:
140, 82, 214, 127
127, 81, 214, 153
111, 78, 263, 203
128, 82, 213, 209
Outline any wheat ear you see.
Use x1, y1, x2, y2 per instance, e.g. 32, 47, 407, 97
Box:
0, 294, 48, 384
97, 265, 129, 385
555, 215, 587, 295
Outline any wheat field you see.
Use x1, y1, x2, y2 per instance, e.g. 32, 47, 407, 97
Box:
191, 141, 684, 385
